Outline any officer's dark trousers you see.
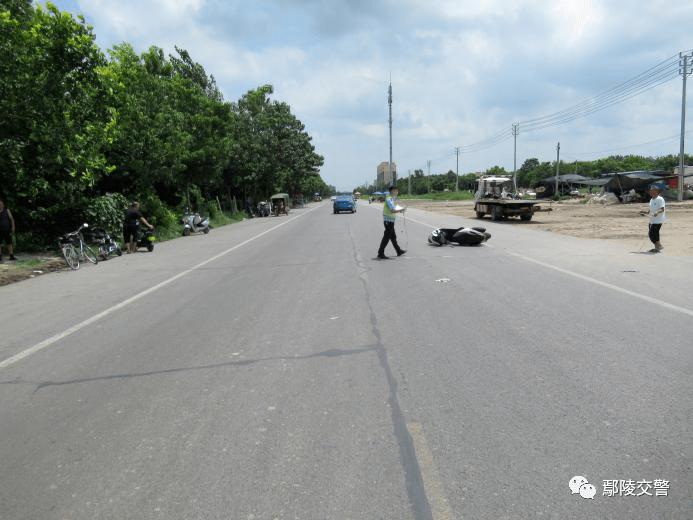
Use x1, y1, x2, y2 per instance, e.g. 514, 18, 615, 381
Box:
378, 221, 402, 255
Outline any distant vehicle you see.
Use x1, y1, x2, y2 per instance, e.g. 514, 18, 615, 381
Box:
270, 193, 290, 216
330, 195, 337, 201
474, 176, 546, 221
333, 195, 356, 214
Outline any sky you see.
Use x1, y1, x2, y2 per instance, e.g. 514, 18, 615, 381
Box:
43, 0, 693, 191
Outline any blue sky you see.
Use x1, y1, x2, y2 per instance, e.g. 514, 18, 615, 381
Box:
43, 0, 693, 191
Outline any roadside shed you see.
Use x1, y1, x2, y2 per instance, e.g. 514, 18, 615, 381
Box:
535, 174, 591, 197
601, 171, 673, 199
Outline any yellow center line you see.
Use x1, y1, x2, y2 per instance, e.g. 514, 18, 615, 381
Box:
408, 422, 454, 520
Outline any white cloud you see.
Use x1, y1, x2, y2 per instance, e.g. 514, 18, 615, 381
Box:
426, 0, 517, 19
48, 0, 693, 190
360, 124, 387, 139
548, 0, 605, 49
76, 0, 207, 51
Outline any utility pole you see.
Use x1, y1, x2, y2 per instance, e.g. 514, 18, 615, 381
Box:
678, 52, 692, 201
512, 123, 519, 192
455, 147, 460, 191
388, 80, 395, 186
554, 142, 560, 198
408, 169, 411, 195
427, 160, 431, 193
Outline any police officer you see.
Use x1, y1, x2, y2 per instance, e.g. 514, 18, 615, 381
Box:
377, 185, 406, 259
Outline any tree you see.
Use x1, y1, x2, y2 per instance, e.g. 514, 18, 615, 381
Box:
101, 43, 193, 198
230, 85, 323, 199
459, 173, 478, 190
0, 2, 111, 237
170, 45, 222, 102
486, 165, 508, 176
0, 0, 32, 20
0, 2, 332, 246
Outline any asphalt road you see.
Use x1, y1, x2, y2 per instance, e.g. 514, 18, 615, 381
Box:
1, 200, 691, 519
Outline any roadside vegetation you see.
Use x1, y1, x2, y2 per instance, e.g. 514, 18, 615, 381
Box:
1, 1, 332, 253
355, 157, 691, 199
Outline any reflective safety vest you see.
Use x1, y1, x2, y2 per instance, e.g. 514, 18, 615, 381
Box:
383, 195, 397, 222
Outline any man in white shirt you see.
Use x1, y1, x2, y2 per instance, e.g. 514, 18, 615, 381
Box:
640, 186, 666, 253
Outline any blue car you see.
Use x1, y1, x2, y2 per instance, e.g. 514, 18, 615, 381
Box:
333, 195, 357, 214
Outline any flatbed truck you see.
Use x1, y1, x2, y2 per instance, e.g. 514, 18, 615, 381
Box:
473, 176, 547, 221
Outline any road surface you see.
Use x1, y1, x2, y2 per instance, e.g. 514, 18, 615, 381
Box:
1, 200, 690, 519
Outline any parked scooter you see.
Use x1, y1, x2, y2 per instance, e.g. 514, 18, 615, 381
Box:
256, 201, 270, 217
182, 207, 210, 236
135, 223, 156, 252
92, 228, 122, 260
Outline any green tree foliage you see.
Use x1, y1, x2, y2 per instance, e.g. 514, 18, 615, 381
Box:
0, 0, 32, 20
84, 192, 129, 239
230, 85, 324, 200
1, 1, 329, 247
101, 43, 194, 197
514, 154, 692, 188
1, 2, 111, 238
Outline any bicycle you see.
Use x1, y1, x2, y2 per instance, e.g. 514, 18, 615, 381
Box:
58, 223, 99, 270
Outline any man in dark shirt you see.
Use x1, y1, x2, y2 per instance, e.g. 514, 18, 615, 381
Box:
123, 201, 153, 253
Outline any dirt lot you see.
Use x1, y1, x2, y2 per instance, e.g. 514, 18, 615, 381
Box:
405, 198, 693, 257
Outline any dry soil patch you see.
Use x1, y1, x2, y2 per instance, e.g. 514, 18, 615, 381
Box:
404, 198, 693, 256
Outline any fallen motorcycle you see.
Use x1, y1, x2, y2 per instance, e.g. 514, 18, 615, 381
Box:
182, 208, 210, 236
427, 227, 491, 246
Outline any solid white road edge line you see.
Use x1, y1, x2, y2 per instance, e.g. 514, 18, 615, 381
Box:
511, 252, 693, 317
381, 205, 691, 317
0, 207, 318, 370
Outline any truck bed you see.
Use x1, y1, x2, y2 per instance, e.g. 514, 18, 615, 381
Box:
474, 198, 547, 221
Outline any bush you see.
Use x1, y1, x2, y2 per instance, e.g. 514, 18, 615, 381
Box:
84, 193, 130, 238
13, 230, 46, 253
184, 184, 205, 213
208, 199, 222, 220
137, 193, 177, 230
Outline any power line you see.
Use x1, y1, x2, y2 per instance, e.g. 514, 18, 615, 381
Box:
457, 51, 689, 154
561, 131, 692, 160
519, 55, 680, 132
457, 128, 513, 153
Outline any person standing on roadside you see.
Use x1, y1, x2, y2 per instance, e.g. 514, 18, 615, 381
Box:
640, 186, 666, 253
123, 201, 153, 254
0, 199, 16, 261
377, 185, 406, 259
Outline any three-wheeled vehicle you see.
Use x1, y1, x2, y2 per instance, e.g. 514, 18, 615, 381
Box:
271, 193, 290, 216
